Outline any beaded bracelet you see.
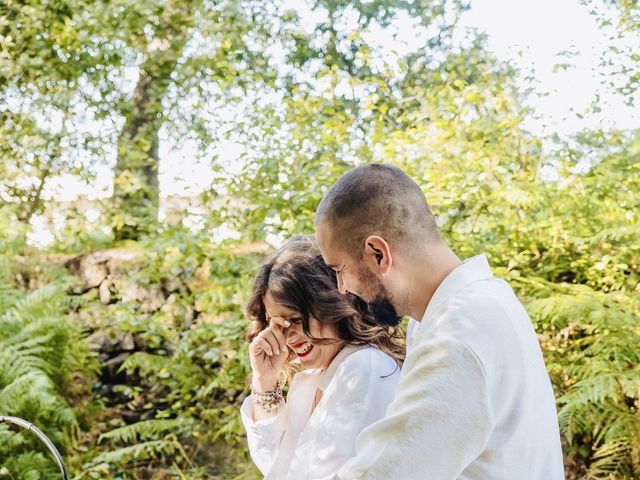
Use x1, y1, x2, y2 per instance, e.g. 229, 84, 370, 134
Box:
251, 383, 284, 414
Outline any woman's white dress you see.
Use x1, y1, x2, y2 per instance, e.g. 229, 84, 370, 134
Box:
241, 345, 400, 480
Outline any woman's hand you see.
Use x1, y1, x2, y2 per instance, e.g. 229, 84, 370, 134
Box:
249, 317, 291, 392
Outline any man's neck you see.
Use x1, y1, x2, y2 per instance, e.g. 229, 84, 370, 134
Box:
405, 243, 462, 321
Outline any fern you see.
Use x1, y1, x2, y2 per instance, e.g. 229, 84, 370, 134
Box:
76, 238, 260, 478
1, 450, 62, 480
98, 418, 188, 444
519, 277, 640, 478
92, 438, 191, 467
120, 352, 206, 394
0, 261, 95, 479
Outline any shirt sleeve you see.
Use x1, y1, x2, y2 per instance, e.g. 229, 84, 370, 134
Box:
337, 337, 494, 480
240, 394, 288, 475
296, 349, 400, 480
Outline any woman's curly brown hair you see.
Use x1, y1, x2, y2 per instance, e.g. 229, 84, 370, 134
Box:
245, 235, 405, 378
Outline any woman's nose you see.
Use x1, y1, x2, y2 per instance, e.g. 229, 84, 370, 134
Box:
285, 325, 298, 340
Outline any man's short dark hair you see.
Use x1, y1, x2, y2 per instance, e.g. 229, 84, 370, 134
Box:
315, 163, 440, 258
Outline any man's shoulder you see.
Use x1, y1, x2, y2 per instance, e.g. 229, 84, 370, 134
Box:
413, 278, 539, 377
430, 275, 523, 325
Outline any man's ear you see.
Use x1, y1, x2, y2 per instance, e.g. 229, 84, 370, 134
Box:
364, 235, 392, 273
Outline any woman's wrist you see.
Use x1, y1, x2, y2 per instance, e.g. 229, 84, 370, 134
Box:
252, 374, 278, 393
251, 381, 283, 414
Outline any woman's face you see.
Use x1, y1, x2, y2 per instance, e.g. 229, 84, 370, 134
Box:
263, 291, 343, 370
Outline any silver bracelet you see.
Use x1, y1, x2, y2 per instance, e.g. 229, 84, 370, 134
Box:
251, 383, 283, 414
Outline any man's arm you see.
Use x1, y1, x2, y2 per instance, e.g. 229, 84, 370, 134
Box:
338, 337, 494, 480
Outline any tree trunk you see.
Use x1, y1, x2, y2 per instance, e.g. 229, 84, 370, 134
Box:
112, 41, 184, 241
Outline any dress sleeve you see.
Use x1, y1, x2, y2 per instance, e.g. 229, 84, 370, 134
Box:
337, 338, 494, 480
240, 394, 288, 475
293, 349, 401, 480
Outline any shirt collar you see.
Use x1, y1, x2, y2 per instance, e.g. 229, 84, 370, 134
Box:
421, 254, 494, 323
317, 345, 365, 390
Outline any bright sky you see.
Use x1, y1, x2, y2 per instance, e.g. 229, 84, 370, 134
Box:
35, 0, 640, 202
459, 0, 639, 136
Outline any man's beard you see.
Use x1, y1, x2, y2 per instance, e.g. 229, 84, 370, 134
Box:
359, 266, 402, 327
370, 294, 402, 327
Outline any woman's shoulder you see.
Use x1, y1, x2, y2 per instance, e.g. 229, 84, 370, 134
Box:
337, 346, 400, 378
318, 346, 400, 399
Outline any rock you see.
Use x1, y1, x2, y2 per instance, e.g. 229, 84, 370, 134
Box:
87, 330, 117, 353
82, 260, 108, 289
119, 332, 136, 351
64, 248, 144, 290
88, 329, 138, 354
99, 279, 112, 304
114, 277, 165, 313
113, 277, 139, 303
199, 312, 227, 325
140, 289, 165, 313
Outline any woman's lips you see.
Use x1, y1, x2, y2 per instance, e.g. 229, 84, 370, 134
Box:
297, 344, 314, 358
289, 340, 314, 358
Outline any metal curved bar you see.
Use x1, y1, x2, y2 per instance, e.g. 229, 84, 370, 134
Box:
0, 416, 69, 480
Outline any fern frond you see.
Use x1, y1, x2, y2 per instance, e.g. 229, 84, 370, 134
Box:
92, 438, 186, 465
98, 418, 187, 444
0, 270, 93, 477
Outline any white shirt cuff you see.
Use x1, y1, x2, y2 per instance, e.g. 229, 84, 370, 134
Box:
241, 394, 287, 446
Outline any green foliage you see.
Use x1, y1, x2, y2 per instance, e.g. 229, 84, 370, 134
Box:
599, 0, 640, 101
98, 419, 186, 445
71, 229, 261, 478
214, 0, 474, 241
0, 260, 96, 479
1, 0, 639, 478
0, 205, 30, 255
397, 124, 639, 477
519, 279, 640, 478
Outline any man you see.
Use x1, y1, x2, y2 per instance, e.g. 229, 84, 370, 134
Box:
315, 163, 564, 479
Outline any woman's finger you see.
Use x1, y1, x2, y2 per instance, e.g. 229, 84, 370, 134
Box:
269, 316, 291, 329
268, 326, 288, 353
253, 337, 274, 356
254, 329, 276, 355
259, 331, 281, 357
265, 328, 288, 354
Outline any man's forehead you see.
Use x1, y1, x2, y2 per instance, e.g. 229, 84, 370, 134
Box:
314, 222, 331, 253
319, 245, 352, 271
315, 223, 343, 262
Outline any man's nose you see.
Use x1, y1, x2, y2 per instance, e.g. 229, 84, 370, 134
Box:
337, 274, 348, 295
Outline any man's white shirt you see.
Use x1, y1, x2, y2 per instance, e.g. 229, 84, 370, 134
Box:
338, 254, 564, 480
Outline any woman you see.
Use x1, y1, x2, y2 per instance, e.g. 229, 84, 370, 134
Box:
241, 236, 404, 480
